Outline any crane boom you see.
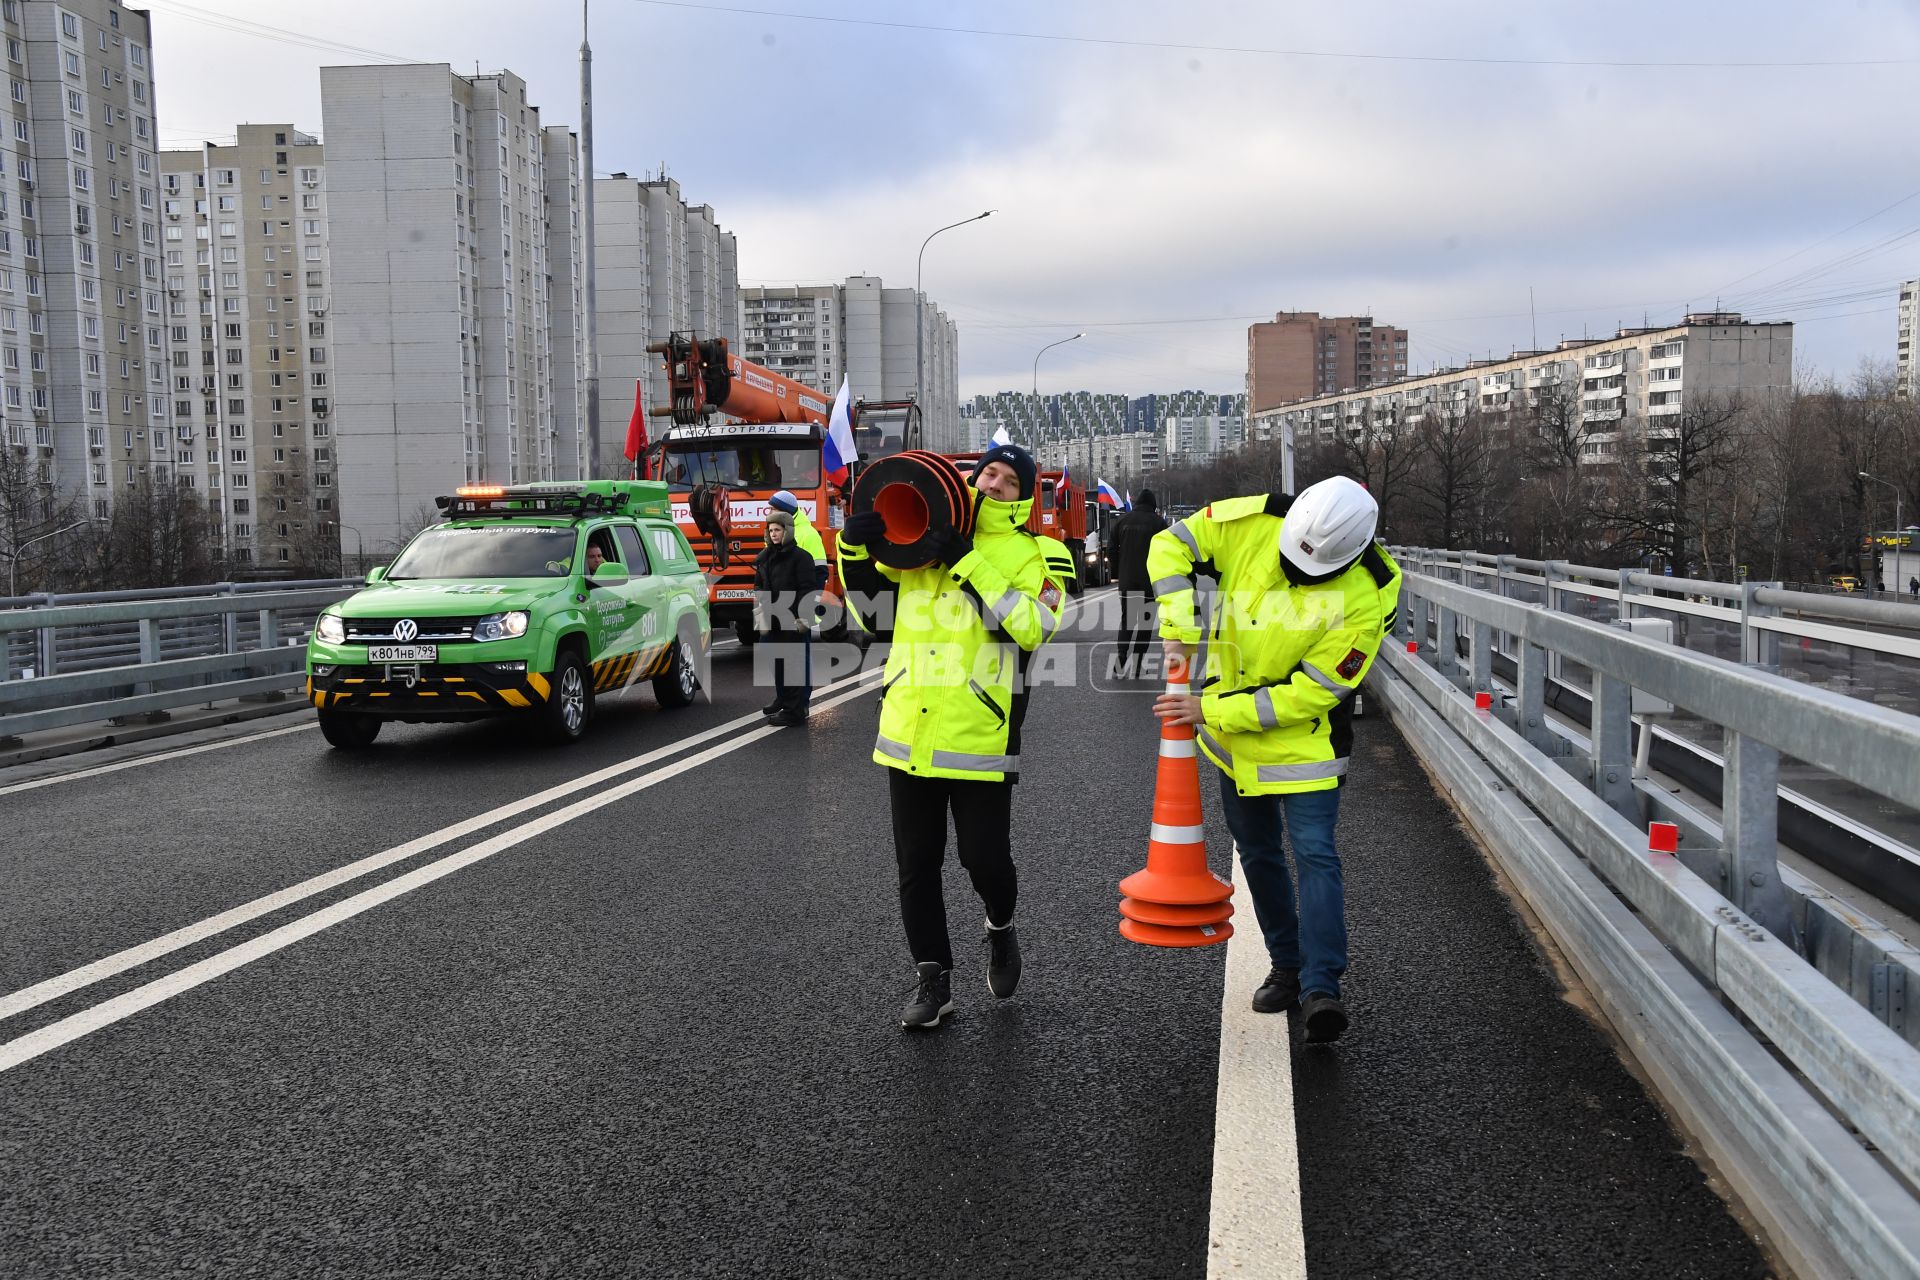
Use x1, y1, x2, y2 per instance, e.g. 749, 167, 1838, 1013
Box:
646, 332, 832, 428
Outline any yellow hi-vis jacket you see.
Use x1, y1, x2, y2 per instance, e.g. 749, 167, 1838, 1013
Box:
791, 508, 828, 571
1148, 493, 1402, 795
839, 491, 1067, 783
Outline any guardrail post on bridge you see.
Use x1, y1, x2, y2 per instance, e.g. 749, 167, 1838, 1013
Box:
1593, 621, 1639, 822
1740, 580, 1782, 674
1725, 728, 1799, 946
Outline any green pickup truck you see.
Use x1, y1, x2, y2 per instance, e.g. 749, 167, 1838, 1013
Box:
306, 480, 710, 749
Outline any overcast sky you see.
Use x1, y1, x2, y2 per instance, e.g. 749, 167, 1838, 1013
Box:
149, 0, 1920, 398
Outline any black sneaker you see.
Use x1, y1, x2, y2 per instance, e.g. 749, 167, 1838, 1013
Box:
1251, 965, 1300, 1014
768, 708, 808, 727
985, 923, 1021, 998
1301, 991, 1349, 1044
902, 962, 953, 1029
762, 700, 783, 716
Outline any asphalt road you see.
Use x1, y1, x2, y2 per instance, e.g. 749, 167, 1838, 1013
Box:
0, 592, 1773, 1277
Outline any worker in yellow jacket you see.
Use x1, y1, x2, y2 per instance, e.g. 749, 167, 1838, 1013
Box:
1149, 476, 1400, 1043
838, 443, 1067, 1030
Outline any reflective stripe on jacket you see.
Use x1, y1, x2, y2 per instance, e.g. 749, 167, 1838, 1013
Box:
1147, 493, 1402, 795
839, 491, 1065, 782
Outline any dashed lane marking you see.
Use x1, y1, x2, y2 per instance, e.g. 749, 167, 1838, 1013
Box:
0, 666, 885, 1025
1206, 870, 1308, 1279
0, 673, 890, 1074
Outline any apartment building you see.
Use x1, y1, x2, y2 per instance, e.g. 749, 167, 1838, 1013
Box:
157, 127, 332, 571
542, 126, 585, 482
594, 173, 739, 467
1159, 391, 1246, 464
1247, 312, 1408, 413
735, 276, 960, 450
0, 0, 160, 520
321, 64, 583, 551
1899, 279, 1916, 399
1253, 312, 1793, 464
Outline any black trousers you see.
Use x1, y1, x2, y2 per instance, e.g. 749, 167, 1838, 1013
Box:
888, 769, 1017, 969
1117, 588, 1155, 670
759, 621, 811, 715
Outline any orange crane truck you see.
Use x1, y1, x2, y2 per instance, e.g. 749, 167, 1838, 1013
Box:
646, 333, 920, 643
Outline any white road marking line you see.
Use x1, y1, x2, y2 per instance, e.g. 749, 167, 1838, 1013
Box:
1206, 870, 1308, 1279
0, 722, 317, 798
0, 674, 888, 1074
0, 667, 884, 1024
1, 630, 752, 796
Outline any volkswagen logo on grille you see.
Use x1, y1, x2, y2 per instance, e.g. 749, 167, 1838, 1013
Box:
392, 618, 419, 643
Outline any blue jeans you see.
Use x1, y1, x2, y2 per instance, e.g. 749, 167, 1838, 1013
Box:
1216, 772, 1346, 999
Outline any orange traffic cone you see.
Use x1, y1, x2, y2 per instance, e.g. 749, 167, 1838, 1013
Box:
1119, 652, 1233, 948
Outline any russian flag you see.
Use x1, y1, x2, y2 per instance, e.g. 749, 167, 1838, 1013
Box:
990, 424, 1012, 446
1123, 489, 1133, 512
823, 374, 858, 485
1060, 462, 1072, 489
1094, 479, 1122, 507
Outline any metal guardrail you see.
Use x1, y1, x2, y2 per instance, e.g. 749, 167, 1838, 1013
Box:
0, 582, 358, 743
1377, 561, 1920, 1279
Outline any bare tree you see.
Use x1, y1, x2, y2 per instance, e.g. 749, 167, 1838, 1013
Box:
1403, 402, 1498, 549
1602, 393, 1747, 576
0, 442, 82, 595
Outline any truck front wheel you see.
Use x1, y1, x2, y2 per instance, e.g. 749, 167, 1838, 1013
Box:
652, 624, 702, 709
318, 708, 381, 750
539, 650, 594, 743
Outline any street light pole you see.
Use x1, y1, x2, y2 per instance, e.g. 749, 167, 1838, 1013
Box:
335, 522, 366, 578
8, 518, 91, 598
1032, 331, 1084, 477
1861, 470, 1903, 595
916, 209, 993, 451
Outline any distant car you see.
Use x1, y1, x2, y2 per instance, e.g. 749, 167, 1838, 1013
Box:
1827, 574, 1862, 593
306, 480, 710, 750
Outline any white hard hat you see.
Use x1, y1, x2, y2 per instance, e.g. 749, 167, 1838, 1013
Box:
1280, 476, 1379, 579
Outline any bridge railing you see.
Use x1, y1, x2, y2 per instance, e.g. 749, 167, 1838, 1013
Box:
0, 580, 358, 745
1378, 550, 1920, 1278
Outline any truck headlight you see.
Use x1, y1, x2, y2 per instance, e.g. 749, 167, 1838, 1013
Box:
472, 611, 529, 642
316, 612, 345, 644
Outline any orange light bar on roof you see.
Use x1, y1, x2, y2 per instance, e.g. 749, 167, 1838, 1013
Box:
456, 484, 506, 498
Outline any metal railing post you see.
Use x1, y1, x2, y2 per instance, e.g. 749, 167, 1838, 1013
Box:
1516, 635, 1557, 754
1740, 580, 1781, 675
1471, 618, 1493, 694
1593, 622, 1638, 822
1494, 554, 1515, 658
1724, 730, 1799, 948
1436, 601, 1460, 688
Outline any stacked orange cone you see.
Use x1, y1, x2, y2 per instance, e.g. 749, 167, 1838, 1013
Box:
1119, 652, 1234, 948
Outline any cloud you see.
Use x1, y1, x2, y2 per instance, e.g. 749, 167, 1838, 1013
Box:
152, 1, 1920, 397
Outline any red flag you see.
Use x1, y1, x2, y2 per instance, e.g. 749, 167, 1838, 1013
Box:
624, 378, 649, 475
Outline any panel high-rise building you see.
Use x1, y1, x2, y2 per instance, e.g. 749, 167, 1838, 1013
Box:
159, 126, 335, 572
1, 1, 161, 520
1247, 312, 1408, 413
594, 173, 739, 465
735, 276, 958, 449
320, 64, 583, 552
1899, 279, 1917, 400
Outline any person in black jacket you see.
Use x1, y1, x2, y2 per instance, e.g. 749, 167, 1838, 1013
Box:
1108, 489, 1168, 677
755, 510, 816, 726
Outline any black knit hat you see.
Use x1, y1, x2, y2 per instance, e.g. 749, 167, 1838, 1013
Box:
1137, 489, 1158, 510
972, 443, 1038, 500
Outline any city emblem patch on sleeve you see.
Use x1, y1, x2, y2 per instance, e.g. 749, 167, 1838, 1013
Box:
1336, 648, 1367, 680
1039, 581, 1063, 610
